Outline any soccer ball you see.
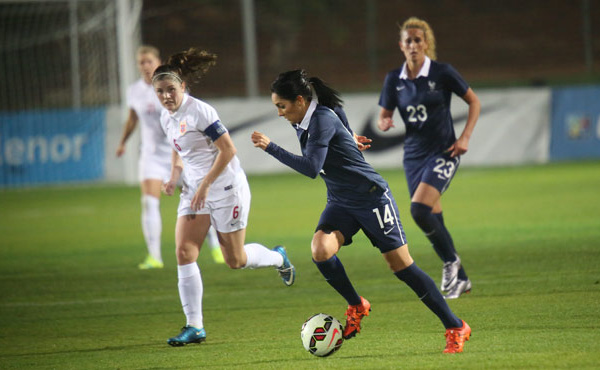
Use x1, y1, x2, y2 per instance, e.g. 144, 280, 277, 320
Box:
300, 313, 344, 357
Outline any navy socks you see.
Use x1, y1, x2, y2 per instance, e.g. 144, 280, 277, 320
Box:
395, 263, 462, 328
315, 255, 463, 329
314, 255, 361, 306
434, 212, 469, 281
410, 202, 457, 262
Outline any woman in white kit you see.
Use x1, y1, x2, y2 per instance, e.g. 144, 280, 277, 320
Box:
116, 45, 224, 269
153, 47, 296, 346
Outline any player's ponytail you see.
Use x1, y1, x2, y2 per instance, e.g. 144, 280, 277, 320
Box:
271, 69, 343, 109
308, 77, 343, 109
167, 47, 217, 84
152, 47, 217, 88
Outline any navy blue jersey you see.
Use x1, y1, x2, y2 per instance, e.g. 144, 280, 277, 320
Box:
265, 103, 388, 208
378, 58, 469, 160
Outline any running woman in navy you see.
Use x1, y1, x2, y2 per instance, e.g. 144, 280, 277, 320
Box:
252, 69, 471, 353
378, 17, 481, 299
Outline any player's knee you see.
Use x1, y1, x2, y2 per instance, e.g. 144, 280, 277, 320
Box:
176, 242, 199, 263
383, 245, 414, 272
311, 235, 338, 262
410, 202, 433, 228
224, 256, 245, 269
311, 246, 331, 262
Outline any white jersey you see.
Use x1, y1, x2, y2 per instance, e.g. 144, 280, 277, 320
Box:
159, 93, 246, 201
127, 78, 171, 160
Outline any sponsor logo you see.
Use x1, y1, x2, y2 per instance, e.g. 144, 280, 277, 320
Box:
566, 115, 592, 139
328, 328, 340, 347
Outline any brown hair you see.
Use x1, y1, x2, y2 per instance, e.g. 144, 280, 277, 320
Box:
399, 17, 437, 60
152, 47, 217, 87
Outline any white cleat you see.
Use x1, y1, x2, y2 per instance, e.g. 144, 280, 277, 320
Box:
444, 279, 472, 300
441, 255, 461, 292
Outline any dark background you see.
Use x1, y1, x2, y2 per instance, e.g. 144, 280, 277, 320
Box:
1, 0, 598, 111
142, 0, 600, 97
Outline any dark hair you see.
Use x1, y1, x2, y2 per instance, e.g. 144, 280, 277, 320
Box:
152, 47, 217, 87
270, 69, 343, 109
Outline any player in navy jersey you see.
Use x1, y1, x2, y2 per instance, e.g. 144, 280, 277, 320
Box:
378, 17, 481, 299
252, 69, 471, 353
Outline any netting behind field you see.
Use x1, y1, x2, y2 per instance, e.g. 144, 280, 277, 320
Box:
0, 0, 128, 187
0, 0, 120, 111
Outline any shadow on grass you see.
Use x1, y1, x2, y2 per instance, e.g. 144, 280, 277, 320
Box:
0, 342, 158, 358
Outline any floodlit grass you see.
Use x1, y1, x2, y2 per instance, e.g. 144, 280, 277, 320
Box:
1, 161, 599, 369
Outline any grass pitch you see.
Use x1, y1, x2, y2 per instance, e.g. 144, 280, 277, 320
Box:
1, 161, 599, 369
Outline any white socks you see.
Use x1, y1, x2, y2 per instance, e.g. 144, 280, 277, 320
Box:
176, 246, 281, 328
177, 262, 203, 329
206, 226, 220, 251
243, 243, 284, 269
141, 195, 162, 262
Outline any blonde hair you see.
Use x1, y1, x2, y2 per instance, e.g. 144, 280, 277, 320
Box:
399, 17, 437, 60
136, 45, 160, 59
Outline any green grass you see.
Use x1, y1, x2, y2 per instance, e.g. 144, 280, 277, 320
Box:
1, 161, 600, 369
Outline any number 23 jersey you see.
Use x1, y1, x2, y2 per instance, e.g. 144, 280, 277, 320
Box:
378, 56, 469, 161
159, 93, 245, 201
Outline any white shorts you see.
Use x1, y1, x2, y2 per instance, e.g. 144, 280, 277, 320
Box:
177, 178, 251, 233
138, 154, 171, 182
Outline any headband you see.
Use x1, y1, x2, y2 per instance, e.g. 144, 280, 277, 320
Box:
152, 72, 183, 84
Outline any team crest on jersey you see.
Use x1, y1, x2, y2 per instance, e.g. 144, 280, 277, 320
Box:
179, 120, 187, 134
428, 81, 436, 91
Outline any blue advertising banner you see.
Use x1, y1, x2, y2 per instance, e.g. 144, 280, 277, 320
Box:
550, 86, 600, 161
0, 108, 105, 187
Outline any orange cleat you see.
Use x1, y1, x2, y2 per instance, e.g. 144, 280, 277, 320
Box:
444, 320, 471, 353
342, 296, 371, 339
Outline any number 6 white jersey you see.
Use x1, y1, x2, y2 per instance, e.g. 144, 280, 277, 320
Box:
159, 93, 246, 201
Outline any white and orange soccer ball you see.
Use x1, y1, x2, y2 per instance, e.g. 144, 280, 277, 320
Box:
300, 313, 344, 357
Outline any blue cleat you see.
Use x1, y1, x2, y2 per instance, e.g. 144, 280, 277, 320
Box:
167, 326, 206, 347
273, 246, 295, 286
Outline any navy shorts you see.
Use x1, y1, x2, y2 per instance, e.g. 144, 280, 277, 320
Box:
315, 188, 408, 253
404, 152, 461, 198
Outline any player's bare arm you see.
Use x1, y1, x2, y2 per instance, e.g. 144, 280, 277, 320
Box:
116, 108, 139, 157
163, 150, 182, 196
448, 88, 480, 157
191, 132, 236, 211
377, 108, 395, 132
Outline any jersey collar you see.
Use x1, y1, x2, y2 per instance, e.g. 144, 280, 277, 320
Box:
169, 93, 189, 119
399, 56, 431, 79
297, 99, 318, 130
